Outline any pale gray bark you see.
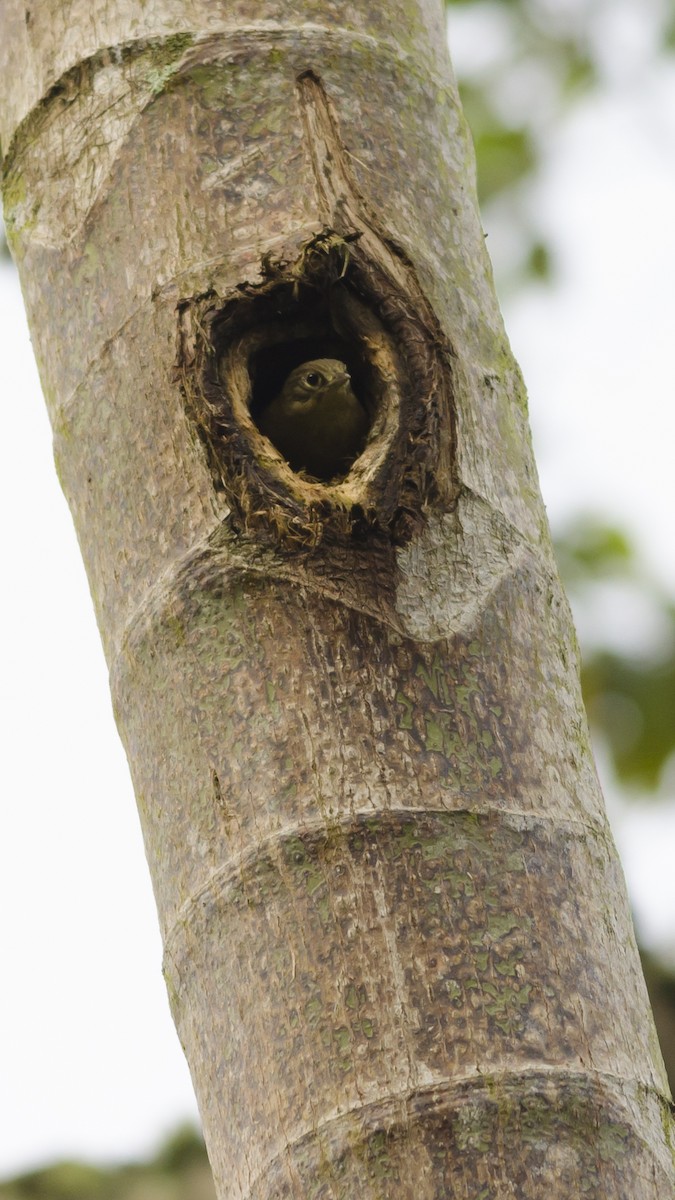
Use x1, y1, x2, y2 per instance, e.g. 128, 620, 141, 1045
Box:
1, 1, 673, 1197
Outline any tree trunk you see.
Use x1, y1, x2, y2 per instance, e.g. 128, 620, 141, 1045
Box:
1, 2, 672, 1196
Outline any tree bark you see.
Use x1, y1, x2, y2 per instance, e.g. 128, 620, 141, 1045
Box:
1, 1, 673, 1197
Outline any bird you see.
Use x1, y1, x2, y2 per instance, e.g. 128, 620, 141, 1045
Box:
257, 358, 368, 481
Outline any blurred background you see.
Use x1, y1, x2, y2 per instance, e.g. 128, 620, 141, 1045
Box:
1, 0, 674, 1194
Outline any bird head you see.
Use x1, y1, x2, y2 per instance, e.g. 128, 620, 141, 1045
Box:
279, 358, 352, 412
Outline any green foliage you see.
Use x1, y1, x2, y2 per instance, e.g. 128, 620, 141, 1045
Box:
1, 1163, 110, 1200
554, 518, 634, 581
583, 640, 675, 792
523, 239, 550, 281
458, 82, 536, 203
153, 1126, 208, 1175
555, 516, 675, 793
461, 102, 531, 212
446, 0, 673, 282
0, 1128, 216, 1200
443, 4, 675, 793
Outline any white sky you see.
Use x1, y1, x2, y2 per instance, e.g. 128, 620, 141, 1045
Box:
1, 19, 675, 1181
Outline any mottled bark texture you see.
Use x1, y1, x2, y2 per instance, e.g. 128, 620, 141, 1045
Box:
1, 2, 673, 1197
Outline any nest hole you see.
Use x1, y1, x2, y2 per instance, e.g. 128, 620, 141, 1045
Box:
181, 233, 452, 543
215, 279, 399, 483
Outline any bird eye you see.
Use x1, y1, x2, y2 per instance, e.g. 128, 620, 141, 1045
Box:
304, 371, 322, 387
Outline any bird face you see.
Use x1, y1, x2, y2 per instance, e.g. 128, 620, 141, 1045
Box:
281, 359, 352, 412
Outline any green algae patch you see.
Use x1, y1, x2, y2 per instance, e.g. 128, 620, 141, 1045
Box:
144, 33, 195, 94
395, 644, 513, 794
